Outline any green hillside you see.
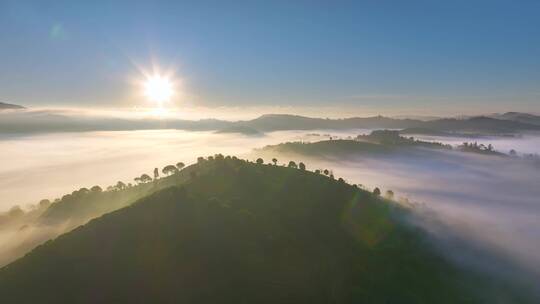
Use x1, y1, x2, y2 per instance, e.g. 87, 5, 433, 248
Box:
0, 157, 531, 303
258, 131, 451, 158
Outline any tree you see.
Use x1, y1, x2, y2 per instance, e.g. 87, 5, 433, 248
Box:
288, 161, 297, 169
272, 158, 278, 165
509, 149, 517, 156
298, 162, 306, 170
386, 190, 394, 199
176, 162, 185, 170
90, 185, 103, 192
373, 187, 381, 196
337, 177, 344, 183
153, 168, 159, 180
77, 188, 90, 195
162, 165, 178, 175
323, 169, 329, 176
256, 158, 264, 164
140, 174, 152, 183
39, 199, 51, 208
8, 205, 24, 217
314, 169, 321, 174
134, 177, 141, 184
197, 157, 205, 164
116, 181, 126, 190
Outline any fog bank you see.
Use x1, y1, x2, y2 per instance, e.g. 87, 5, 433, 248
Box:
1, 128, 539, 293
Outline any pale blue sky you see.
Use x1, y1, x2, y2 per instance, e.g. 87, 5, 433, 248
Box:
1, 0, 539, 113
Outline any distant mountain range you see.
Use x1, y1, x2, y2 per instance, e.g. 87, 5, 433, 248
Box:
491, 112, 540, 126
1, 109, 539, 135
0, 102, 24, 110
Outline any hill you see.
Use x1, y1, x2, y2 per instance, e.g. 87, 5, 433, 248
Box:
237, 114, 540, 134
2, 111, 539, 135
420, 116, 540, 134
0, 102, 24, 110
258, 130, 451, 158
493, 112, 540, 126
215, 125, 262, 135
237, 114, 423, 131
0, 157, 531, 303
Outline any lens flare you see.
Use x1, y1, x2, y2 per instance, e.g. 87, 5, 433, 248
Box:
144, 75, 173, 105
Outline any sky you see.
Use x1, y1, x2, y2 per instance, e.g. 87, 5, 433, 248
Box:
1, 0, 539, 115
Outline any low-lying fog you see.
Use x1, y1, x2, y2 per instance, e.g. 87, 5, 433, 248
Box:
1, 128, 540, 290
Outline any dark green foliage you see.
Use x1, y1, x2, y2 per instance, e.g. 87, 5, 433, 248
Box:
262, 140, 392, 157
359, 130, 452, 149
0, 157, 530, 303
458, 142, 506, 156
176, 162, 185, 170
162, 165, 178, 175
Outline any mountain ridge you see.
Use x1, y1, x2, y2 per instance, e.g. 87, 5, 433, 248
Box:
0, 102, 24, 110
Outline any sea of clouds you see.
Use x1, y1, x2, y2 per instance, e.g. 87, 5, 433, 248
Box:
0, 125, 539, 296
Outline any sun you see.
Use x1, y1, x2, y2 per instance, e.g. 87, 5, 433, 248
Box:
144, 75, 174, 105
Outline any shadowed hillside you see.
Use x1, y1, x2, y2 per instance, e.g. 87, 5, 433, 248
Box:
258, 130, 452, 159
0, 102, 24, 110
0, 157, 532, 303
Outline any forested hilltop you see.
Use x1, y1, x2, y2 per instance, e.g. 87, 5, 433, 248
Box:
0, 156, 534, 303
258, 130, 540, 160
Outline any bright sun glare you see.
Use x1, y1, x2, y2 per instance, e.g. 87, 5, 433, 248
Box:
144, 75, 174, 105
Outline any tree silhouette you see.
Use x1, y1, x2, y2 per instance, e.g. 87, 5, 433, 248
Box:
288, 161, 297, 169
256, 158, 264, 164
153, 168, 159, 180
373, 187, 381, 196
197, 157, 205, 164
140, 174, 152, 183
162, 165, 178, 175
91, 185, 103, 192
315, 169, 321, 174
39, 199, 51, 208
272, 158, 278, 165
298, 162, 306, 170
176, 162, 185, 170
323, 169, 329, 176
386, 190, 394, 199
509, 149, 517, 156
116, 181, 126, 190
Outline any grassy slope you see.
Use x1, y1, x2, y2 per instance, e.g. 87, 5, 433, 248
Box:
0, 158, 531, 303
